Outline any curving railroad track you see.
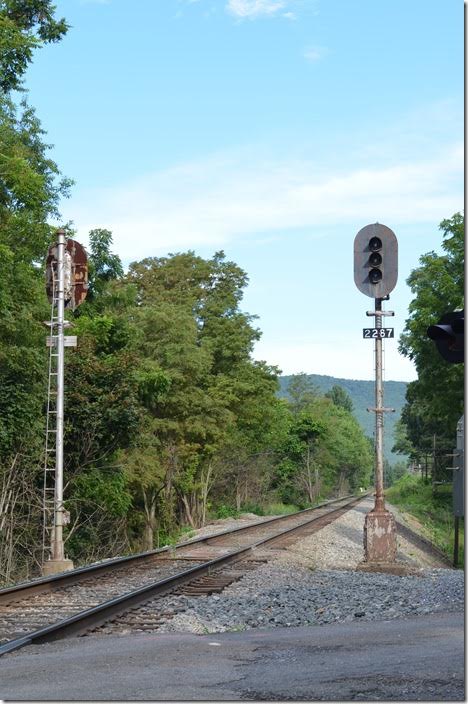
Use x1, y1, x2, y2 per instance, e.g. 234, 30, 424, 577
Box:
0, 492, 451, 657
0, 494, 364, 655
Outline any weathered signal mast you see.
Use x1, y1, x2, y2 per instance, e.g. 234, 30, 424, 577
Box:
42, 230, 88, 576
354, 223, 398, 567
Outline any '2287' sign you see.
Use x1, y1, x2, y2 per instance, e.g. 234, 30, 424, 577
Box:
362, 328, 394, 339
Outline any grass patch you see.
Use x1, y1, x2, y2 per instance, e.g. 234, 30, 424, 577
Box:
260, 502, 298, 516
156, 524, 196, 547
386, 474, 464, 567
211, 501, 301, 520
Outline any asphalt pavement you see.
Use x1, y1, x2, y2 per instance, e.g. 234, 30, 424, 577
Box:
0, 611, 463, 701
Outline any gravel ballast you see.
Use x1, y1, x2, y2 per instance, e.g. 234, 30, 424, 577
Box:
146, 498, 463, 635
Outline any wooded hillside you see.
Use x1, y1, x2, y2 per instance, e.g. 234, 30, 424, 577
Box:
279, 375, 407, 463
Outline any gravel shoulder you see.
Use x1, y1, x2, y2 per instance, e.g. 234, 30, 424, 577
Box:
153, 497, 463, 635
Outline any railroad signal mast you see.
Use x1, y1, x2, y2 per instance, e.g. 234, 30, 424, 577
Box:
354, 223, 398, 566
42, 230, 88, 576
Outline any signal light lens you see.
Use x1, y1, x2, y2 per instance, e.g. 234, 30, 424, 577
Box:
369, 252, 382, 267
369, 268, 382, 284
369, 236, 382, 251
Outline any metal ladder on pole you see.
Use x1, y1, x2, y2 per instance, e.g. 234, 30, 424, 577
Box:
42, 263, 59, 564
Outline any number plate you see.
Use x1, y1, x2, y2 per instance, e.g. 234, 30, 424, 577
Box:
362, 328, 394, 339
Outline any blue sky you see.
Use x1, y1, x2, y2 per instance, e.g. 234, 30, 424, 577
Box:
24, 0, 463, 381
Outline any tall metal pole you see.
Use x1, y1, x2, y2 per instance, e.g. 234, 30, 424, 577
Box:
360, 295, 397, 567
42, 229, 85, 575
374, 297, 385, 512
52, 229, 66, 562
354, 222, 399, 570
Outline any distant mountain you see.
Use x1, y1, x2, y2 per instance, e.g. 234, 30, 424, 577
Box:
278, 374, 408, 465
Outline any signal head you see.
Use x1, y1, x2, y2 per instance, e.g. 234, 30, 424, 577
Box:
353, 223, 398, 298
427, 311, 464, 363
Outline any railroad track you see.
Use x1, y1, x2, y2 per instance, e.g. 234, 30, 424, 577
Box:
0, 493, 451, 657
394, 519, 453, 567
0, 494, 363, 656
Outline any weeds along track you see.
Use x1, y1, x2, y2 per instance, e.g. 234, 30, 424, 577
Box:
0, 494, 363, 654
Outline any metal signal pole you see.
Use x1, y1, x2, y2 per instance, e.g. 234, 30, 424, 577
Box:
52, 229, 66, 563
42, 229, 74, 575
374, 297, 385, 512
354, 224, 399, 570
43, 232, 88, 575
362, 296, 397, 564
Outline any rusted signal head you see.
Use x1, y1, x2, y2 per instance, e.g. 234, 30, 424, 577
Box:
46, 238, 89, 310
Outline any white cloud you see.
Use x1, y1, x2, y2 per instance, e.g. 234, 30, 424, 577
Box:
252, 336, 417, 381
61, 142, 463, 263
303, 45, 328, 62
226, 0, 288, 19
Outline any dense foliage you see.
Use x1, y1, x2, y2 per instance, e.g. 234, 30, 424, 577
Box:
0, 0, 385, 584
386, 474, 463, 565
396, 213, 464, 478
0, 0, 68, 93
0, 0, 71, 581
279, 374, 407, 464
63, 247, 374, 556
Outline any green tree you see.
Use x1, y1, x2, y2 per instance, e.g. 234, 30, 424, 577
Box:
84, 228, 124, 305
384, 460, 408, 488
399, 213, 464, 455
286, 412, 326, 503
0, 0, 68, 93
392, 417, 417, 461
0, 1, 71, 582
286, 373, 319, 414
275, 396, 373, 505
325, 384, 354, 413
0, 95, 71, 461
122, 251, 280, 543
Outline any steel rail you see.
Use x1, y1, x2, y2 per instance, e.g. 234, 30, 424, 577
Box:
394, 519, 453, 567
0, 493, 360, 606
0, 494, 365, 656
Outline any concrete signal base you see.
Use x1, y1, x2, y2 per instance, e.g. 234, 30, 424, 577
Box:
356, 560, 422, 576
363, 508, 397, 562
42, 558, 74, 576
355, 508, 414, 575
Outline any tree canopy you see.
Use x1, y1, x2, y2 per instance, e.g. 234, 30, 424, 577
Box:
0, 2, 382, 582
397, 213, 464, 468
0, 0, 68, 93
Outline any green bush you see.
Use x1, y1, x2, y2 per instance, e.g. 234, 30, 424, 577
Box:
239, 501, 265, 516
213, 504, 241, 519
386, 474, 463, 567
262, 502, 298, 516
386, 473, 421, 501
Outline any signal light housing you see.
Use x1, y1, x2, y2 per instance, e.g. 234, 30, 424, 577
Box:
369, 236, 382, 251
427, 311, 464, 363
354, 223, 398, 298
369, 268, 383, 284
